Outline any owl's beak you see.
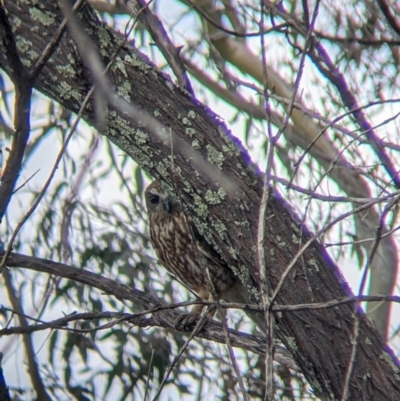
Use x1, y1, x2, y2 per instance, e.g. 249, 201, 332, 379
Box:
162, 196, 172, 213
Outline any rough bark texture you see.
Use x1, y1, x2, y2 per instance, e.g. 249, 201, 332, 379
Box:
1, 1, 399, 400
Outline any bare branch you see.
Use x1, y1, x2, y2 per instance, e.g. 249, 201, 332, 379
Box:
130, 0, 193, 93
376, 0, 400, 36
2, 269, 53, 401
2, 251, 298, 371
0, 5, 32, 222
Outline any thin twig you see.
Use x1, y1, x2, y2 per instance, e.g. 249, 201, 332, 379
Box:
11, 169, 40, 194
218, 303, 249, 401
144, 346, 155, 401
340, 197, 397, 400
259, 1, 275, 397
325, 224, 400, 248
269, 192, 400, 305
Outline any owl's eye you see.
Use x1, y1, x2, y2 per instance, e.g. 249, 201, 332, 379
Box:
149, 194, 160, 204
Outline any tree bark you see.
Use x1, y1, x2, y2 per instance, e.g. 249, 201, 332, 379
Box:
1, 1, 399, 400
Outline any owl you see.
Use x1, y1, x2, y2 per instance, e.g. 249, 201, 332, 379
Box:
145, 180, 263, 328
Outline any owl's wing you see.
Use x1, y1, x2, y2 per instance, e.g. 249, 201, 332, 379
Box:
188, 217, 271, 331
188, 218, 236, 275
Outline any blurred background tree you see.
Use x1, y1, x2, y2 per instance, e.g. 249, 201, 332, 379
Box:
0, 0, 399, 400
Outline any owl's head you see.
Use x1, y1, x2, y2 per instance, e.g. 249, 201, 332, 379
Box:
145, 181, 179, 215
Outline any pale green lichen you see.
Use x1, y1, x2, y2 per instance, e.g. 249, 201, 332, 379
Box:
193, 219, 208, 236
228, 247, 238, 260
309, 258, 319, 272
121, 141, 154, 169
234, 265, 256, 295
182, 117, 191, 126
113, 59, 127, 77
211, 218, 226, 238
204, 188, 226, 205
380, 351, 400, 379
286, 337, 297, 349
187, 110, 196, 119
222, 143, 240, 157
115, 115, 136, 135
206, 144, 224, 169
67, 53, 76, 65
217, 124, 228, 138
117, 81, 132, 101
97, 27, 111, 57
11, 16, 22, 29
192, 139, 200, 149
234, 220, 250, 227
29, 8, 55, 26
156, 162, 169, 178
311, 380, 322, 394
56, 64, 76, 78
16, 37, 33, 53
182, 180, 193, 193
58, 81, 73, 100
217, 187, 227, 199
292, 234, 300, 244
193, 194, 209, 218
154, 109, 161, 117
238, 164, 248, 176
290, 222, 301, 234
278, 240, 286, 248
186, 128, 196, 137
124, 53, 151, 73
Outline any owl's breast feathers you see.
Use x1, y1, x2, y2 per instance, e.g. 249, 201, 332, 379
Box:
149, 209, 237, 296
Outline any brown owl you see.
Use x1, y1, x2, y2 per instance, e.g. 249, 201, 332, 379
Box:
145, 180, 264, 328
